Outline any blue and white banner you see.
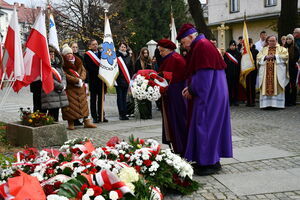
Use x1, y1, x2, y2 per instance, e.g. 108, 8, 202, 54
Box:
99, 15, 118, 87
48, 14, 59, 51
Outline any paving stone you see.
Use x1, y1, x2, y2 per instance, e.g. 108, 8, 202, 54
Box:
233, 145, 295, 162
2, 87, 300, 200
214, 168, 300, 196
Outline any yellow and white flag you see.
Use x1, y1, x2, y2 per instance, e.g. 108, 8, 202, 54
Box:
240, 21, 255, 88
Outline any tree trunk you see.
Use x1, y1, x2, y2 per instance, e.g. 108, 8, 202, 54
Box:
278, 0, 298, 39
187, 0, 213, 39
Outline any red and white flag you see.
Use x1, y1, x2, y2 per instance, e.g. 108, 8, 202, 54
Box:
2, 7, 25, 83
20, 11, 53, 94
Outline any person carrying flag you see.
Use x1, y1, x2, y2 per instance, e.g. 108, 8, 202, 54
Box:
224, 40, 241, 106
84, 39, 108, 123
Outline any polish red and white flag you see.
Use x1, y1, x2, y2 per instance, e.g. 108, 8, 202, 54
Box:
20, 11, 53, 94
1, 7, 25, 88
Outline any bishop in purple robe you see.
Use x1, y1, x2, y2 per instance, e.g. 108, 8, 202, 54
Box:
157, 39, 187, 156
177, 24, 233, 175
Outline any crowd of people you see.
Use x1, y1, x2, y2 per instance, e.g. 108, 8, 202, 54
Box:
29, 24, 299, 176
222, 28, 300, 108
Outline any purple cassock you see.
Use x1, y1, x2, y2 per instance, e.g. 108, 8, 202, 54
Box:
159, 52, 187, 156
184, 35, 233, 165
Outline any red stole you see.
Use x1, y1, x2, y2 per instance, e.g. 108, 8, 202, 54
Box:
85, 50, 101, 66
51, 67, 62, 82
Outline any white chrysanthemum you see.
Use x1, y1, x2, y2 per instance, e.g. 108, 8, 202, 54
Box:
30, 172, 44, 182
109, 190, 119, 200
155, 155, 163, 162
141, 154, 150, 160
94, 195, 106, 200
118, 167, 139, 183
136, 159, 143, 166
82, 194, 91, 200
86, 188, 95, 196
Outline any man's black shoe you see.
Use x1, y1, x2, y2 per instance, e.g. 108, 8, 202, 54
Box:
194, 162, 222, 176
119, 116, 129, 120
93, 118, 99, 123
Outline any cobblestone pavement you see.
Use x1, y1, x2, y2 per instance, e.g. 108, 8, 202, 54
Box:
1, 87, 300, 199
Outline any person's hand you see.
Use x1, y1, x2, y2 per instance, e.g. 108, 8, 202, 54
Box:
182, 87, 192, 100
76, 79, 83, 87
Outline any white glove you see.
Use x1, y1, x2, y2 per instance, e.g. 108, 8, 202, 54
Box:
75, 79, 83, 87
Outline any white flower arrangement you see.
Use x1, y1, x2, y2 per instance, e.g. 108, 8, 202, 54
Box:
131, 75, 162, 101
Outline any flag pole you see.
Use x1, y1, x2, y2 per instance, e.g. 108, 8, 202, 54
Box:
101, 9, 109, 122
0, 72, 14, 108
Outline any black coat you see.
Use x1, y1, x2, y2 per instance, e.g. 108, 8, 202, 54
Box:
285, 44, 300, 81
84, 51, 104, 92
250, 45, 259, 69
224, 49, 241, 83
116, 51, 133, 87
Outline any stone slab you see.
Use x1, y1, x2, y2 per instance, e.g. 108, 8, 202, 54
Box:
232, 136, 243, 142
100, 120, 161, 131
220, 158, 240, 165
119, 129, 162, 139
214, 168, 300, 196
233, 145, 294, 162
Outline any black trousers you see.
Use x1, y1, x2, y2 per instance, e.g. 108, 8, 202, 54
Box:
285, 66, 298, 105
227, 76, 239, 104
32, 92, 46, 113
90, 88, 105, 121
246, 70, 257, 105
48, 108, 59, 122
116, 86, 128, 117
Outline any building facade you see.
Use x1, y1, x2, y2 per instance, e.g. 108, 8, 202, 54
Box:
206, 0, 300, 50
0, 0, 40, 43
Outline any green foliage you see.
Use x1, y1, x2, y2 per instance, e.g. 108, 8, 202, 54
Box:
122, 0, 191, 52
57, 175, 88, 198
0, 154, 14, 168
0, 122, 9, 146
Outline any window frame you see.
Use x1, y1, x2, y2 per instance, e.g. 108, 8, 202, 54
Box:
265, 0, 277, 7
229, 0, 240, 13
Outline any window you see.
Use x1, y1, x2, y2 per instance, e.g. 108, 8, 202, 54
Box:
265, 0, 277, 7
230, 0, 239, 13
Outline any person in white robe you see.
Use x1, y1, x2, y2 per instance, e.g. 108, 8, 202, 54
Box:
257, 36, 289, 109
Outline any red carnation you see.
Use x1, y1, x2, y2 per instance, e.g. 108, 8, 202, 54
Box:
76, 191, 83, 199
148, 80, 156, 87
135, 166, 141, 173
119, 154, 124, 161
91, 185, 103, 196
71, 148, 80, 154
143, 160, 152, 167
90, 168, 97, 174
81, 184, 88, 191
43, 184, 55, 195
46, 168, 55, 175
103, 183, 112, 191
115, 189, 123, 199
54, 181, 62, 189
139, 139, 145, 145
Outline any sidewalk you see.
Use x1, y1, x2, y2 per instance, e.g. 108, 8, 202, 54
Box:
1, 87, 300, 199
